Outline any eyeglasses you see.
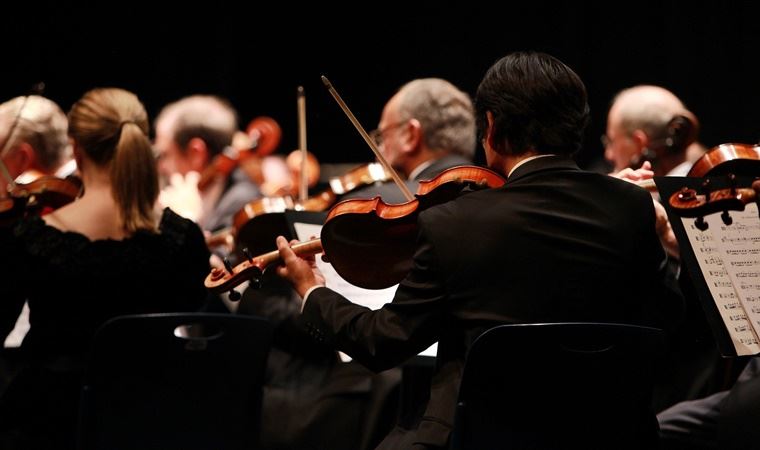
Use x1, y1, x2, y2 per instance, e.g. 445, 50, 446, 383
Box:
369, 121, 408, 147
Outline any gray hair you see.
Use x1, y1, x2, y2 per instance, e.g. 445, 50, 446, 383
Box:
396, 78, 476, 160
0, 95, 70, 171
155, 95, 238, 157
612, 85, 688, 141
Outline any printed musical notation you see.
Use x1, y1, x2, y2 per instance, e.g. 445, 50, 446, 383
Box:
720, 222, 760, 232
681, 203, 760, 356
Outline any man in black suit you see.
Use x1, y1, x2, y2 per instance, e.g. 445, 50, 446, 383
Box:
343, 78, 476, 203
276, 52, 678, 450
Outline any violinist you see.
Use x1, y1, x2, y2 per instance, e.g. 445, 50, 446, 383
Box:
603, 85, 705, 177
236, 78, 477, 450
0, 95, 73, 184
0, 95, 74, 351
0, 88, 211, 450
154, 95, 262, 234
276, 52, 680, 450
342, 78, 476, 204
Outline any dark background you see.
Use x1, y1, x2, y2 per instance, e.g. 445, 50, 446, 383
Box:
5, 2, 760, 171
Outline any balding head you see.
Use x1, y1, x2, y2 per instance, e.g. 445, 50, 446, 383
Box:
604, 85, 698, 174
608, 85, 687, 138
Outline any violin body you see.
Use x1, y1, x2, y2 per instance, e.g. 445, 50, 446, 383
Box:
688, 143, 760, 177
13, 175, 83, 212
0, 175, 83, 227
321, 166, 506, 289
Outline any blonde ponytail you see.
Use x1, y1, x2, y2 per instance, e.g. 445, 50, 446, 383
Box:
68, 88, 158, 233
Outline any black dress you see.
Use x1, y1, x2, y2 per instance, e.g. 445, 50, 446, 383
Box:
0, 208, 211, 449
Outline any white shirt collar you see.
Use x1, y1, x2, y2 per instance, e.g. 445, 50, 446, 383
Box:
508, 154, 556, 178
408, 160, 435, 181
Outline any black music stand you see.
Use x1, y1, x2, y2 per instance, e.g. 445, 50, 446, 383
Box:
657, 175, 760, 357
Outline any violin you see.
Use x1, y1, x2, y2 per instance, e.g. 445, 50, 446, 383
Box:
0, 174, 83, 226
687, 143, 760, 178
206, 162, 392, 255
668, 177, 760, 231
197, 116, 282, 192
0, 91, 83, 226
205, 165, 506, 295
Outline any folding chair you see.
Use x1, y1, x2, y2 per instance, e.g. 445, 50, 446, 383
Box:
78, 312, 272, 450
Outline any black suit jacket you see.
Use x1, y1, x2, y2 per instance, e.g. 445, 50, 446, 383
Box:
302, 155, 675, 448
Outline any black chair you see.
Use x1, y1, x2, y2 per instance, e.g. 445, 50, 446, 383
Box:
77, 313, 272, 450
450, 322, 665, 450
717, 357, 760, 450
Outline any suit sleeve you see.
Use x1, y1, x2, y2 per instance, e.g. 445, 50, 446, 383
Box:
300, 219, 447, 372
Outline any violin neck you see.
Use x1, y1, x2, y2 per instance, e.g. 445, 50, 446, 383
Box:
636, 179, 658, 192
257, 238, 323, 267
247, 238, 324, 283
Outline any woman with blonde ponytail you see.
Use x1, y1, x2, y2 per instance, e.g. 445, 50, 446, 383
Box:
0, 88, 210, 449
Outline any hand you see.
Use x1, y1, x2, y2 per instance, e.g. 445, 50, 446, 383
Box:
158, 171, 203, 222
611, 161, 654, 184
275, 236, 325, 299
652, 199, 680, 259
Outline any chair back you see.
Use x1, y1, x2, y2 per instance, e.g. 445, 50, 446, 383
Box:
450, 322, 664, 450
78, 312, 272, 450
717, 358, 760, 450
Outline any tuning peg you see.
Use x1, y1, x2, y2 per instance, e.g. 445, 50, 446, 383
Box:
695, 216, 709, 231
700, 179, 712, 201
676, 187, 696, 202
228, 289, 241, 302
727, 173, 737, 196
223, 257, 234, 275
242, 247, 253, 263
249, 276, 262, 290
721, 210, 733, 226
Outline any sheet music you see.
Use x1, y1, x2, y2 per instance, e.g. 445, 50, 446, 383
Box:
293, 222, 438, 358
681, 204, 760, 355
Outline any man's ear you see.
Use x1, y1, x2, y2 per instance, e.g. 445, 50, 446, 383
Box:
631, 129, 653, 160
4, 143, 35, 177
186, 137, 210, 172
484, 111, 506, 154
631, 129, 649, 151
401, 118, 423, 155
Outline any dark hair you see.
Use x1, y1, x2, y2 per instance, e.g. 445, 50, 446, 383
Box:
474, 51, 590, 156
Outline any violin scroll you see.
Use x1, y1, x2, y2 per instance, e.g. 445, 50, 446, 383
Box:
197, 116, 283, 192
245, 116, 282, 157
668, 176, 760, 230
